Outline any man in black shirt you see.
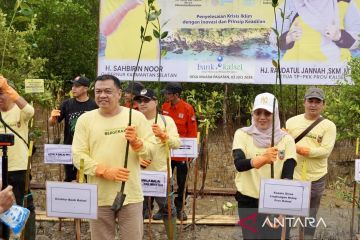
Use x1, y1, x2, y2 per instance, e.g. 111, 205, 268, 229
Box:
49, 76, 98, 181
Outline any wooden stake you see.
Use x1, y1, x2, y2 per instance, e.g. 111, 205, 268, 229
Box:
75, 159, 84, 240
192, 132, 200, 230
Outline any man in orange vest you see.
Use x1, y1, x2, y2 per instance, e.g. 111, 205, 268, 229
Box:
161, 82, 197, 221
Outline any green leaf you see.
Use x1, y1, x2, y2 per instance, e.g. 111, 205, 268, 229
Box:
148, 0, 154, 5
144, 36, 152, 42
27, 0, 42, 4
153, 29, 160, 38
280, 10, 285, 19
140, 26, 145, 36
272, 0, 279, 7
20, 2, 31, 10
161, 49, 167, 57
161, 31, 168, 39
148, 13, 158, 21
271, 27, 279, 36
18, 8, 33, 17
272, 59, 278, 68
14, 0, 21, 11
13, 15, 31, 23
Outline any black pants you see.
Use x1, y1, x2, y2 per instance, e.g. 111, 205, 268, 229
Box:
0, 170, 36, 240
64, 164, 77, 182
171, 161, 188, 211
236, 192, 286, 240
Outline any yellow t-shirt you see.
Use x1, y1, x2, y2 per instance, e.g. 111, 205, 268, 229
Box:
286, 114, 336, 182
72, 107, 155, 206
143, 114, 180, 173
232, 129, 297, 199
0, 104, 34, 171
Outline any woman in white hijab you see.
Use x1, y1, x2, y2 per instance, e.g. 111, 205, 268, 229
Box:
269, 0, 360, 62
232, 93, 296, 239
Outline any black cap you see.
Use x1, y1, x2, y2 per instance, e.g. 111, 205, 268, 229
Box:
124, 82, 144, 95
134, 89, 157, 101
161, 82, 182, 94
71, 76, 90, 87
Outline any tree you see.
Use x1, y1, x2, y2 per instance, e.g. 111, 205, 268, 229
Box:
32, 0, 98, 81
325, 57, 360, 140
0, 10, 45, 93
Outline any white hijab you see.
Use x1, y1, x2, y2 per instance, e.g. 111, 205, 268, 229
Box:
242, 98, 287, 148
294, 0, 339, 34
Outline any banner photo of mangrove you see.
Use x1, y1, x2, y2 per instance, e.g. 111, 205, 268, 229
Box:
98, 0, 360, 85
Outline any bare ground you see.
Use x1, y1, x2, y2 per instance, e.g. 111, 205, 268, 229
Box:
31, 187, 359, 240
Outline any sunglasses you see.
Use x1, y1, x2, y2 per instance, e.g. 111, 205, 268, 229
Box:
135, 98, 152, 104
253, 109, 272, 117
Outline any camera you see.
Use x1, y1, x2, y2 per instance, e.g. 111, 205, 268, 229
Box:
0, 134, 14, 146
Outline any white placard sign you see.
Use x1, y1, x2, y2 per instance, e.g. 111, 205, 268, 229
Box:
259, 178, 311, 217
46, 181, 97, 219
355, 159, 360, 181
141, 171, 167, 197
44, 144, 72, 164
170, 138, 198, 158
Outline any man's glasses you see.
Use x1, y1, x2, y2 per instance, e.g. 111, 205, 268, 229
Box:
135, 98, 151, 104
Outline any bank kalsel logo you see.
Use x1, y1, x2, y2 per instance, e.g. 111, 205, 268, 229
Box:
196, 55, 242, 72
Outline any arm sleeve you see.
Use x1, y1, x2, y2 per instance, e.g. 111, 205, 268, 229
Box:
58, 101, 66, 123
166, 117, 181, 149
334, 30, 356, 48
135, 113, 156, 160
186, 105, 198, 138
20, 104, 34, 122
308, 122, 337, 159
337, 1, 360, 49
233, 148, 253, 172
72, 116, 98, 176
280, 158, 296, 179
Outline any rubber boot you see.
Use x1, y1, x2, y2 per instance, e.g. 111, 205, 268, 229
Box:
163, 216, 177, 240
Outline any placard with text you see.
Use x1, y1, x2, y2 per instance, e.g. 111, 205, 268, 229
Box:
141, 171, 167, 197
355, 159, 360, 181
170, 138, 198, 158
46, 181, 97, 219
259, 178, 311, 217
44, 144, 72, 164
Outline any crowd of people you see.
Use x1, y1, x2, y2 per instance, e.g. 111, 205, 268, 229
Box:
0, 73, 336, 240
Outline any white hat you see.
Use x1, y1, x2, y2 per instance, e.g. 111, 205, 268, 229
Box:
253, 92, 277, 113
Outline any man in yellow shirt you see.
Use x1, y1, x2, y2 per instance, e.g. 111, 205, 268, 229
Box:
0, 75, 35, 240
286, 87, 336, 239
134, 88, 180, 238
72, 75, 155, 240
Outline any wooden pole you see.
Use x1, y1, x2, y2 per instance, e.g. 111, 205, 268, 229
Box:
75, 159, 84, 240
351, 137, 359, 240
192, 132, 200, 230
165, 140, 174, 240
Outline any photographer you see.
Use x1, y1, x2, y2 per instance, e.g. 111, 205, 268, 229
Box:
0, 75, 35, 240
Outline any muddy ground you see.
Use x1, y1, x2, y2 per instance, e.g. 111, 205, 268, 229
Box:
31, 187, 358, 240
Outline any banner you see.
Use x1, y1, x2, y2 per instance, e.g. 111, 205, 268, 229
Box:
98, 0, 360, 85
